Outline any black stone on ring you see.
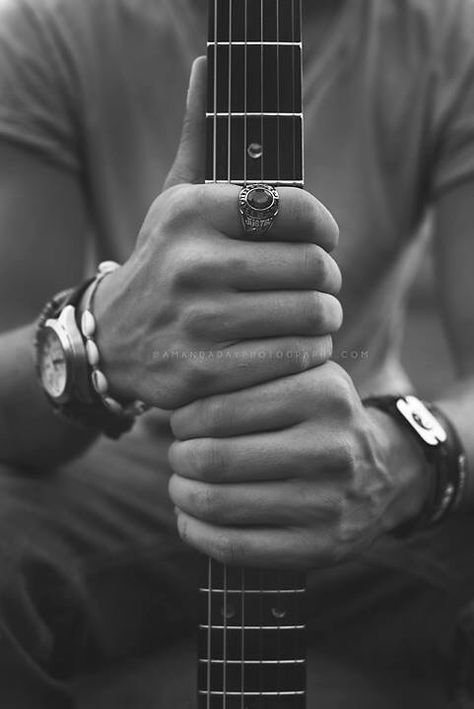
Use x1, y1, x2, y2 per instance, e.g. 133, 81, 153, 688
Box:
239, 184, 280, 236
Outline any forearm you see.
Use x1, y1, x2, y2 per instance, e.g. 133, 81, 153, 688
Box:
0, 324, 98, 471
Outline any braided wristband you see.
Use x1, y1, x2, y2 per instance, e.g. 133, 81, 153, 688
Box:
80, 261, 149, 421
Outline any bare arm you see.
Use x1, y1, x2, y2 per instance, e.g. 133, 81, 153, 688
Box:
433, 179, 474, 507
0, 142, 99, 470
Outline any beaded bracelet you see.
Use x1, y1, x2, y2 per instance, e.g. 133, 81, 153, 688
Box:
80, 261, 149, 421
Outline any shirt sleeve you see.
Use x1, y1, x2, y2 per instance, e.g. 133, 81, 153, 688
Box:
430, 0, 474, 198
0, 0, 80, 171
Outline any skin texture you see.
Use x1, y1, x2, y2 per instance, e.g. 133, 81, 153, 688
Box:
0, 58, 473, 568
93, 59, 341, 411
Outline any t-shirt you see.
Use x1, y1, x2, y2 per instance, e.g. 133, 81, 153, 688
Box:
0, 0, 474, 413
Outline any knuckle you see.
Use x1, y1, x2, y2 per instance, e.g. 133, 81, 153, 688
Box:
181, 302, 220, 337
172, 245, 220, 291
163, 185, 202, 231
304, 193, 340, 251
324, 294, 344, 332
302, 244, 327, 285
301, 244, 341, 295
300, 243, 321, 282
334, 437, 358, 478
183, 351, 217, 395
327, 364, 354, 402
324, 256, 342, 295
308, 336, 333, 367
302, 293, 342, 335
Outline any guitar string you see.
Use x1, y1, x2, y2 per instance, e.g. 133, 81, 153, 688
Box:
244, 0, 248, 187
277, 0, 282, 700
213, 0, 218, 184
292, 0, 296, 184
223, 564, 228, 708
277, 0, 281, 188
241, 567, 245, 709
223, 3, 233, 707
260, 0, 264, 184
228, 0, 233, 184
293, 2, 300, 685
207, 558, 212, 709
208, 5, 218, 706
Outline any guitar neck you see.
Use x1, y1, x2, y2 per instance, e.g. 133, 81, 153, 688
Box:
206, 0, 304, 186
199, 2, 306, 707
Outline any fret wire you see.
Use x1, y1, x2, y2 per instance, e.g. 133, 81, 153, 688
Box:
205, 180, 304, 186
199, 691, 306, 696
208, 41, 302, 46
207, 112, 303, 117
200, 625, 306, 631
199, 659, 306, 665
199, 587, 306, 592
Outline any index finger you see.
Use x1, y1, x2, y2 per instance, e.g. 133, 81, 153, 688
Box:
195, 184, 339, 252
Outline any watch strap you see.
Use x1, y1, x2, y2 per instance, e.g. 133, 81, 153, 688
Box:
363, 395, 467, 536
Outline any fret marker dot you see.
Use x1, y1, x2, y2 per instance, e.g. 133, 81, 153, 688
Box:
248, 142, 263, 159
220, 603, 236, 620
271, 606, 287, 620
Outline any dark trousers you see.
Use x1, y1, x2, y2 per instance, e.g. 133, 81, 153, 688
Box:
1, 423, 474, 708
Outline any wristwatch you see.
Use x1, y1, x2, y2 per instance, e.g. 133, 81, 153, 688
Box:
34, 280, 136, 439
35, 282, 94, 406
36, 304, 92, 405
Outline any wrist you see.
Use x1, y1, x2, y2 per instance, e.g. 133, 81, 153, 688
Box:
86, 264, 137, 404
366, 406, 432, 534
364, 395, 467, 537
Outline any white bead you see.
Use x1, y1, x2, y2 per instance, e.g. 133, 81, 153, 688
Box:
81, 310, 96, 338
92, 369, 108, 395
103, 397, 123, 415
98, 260, 120, 274
86, 340, 100, 367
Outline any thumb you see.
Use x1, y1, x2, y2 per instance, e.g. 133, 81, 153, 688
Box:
164, 56, 207, 190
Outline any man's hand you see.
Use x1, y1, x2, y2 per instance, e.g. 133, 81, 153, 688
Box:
168, 362, 432, 569
92, 57, 341, 410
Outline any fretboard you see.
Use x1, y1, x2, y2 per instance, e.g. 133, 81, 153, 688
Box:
200, 2, 306, 707
206, 0, 304, 186
198, 562, 306, 708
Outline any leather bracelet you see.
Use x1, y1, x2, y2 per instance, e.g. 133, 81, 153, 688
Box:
363, 395, 467, 537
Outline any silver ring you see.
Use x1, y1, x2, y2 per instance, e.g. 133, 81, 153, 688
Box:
239, 184, 280, 237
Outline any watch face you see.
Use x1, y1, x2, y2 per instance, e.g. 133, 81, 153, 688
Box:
38, 328, 68, 400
